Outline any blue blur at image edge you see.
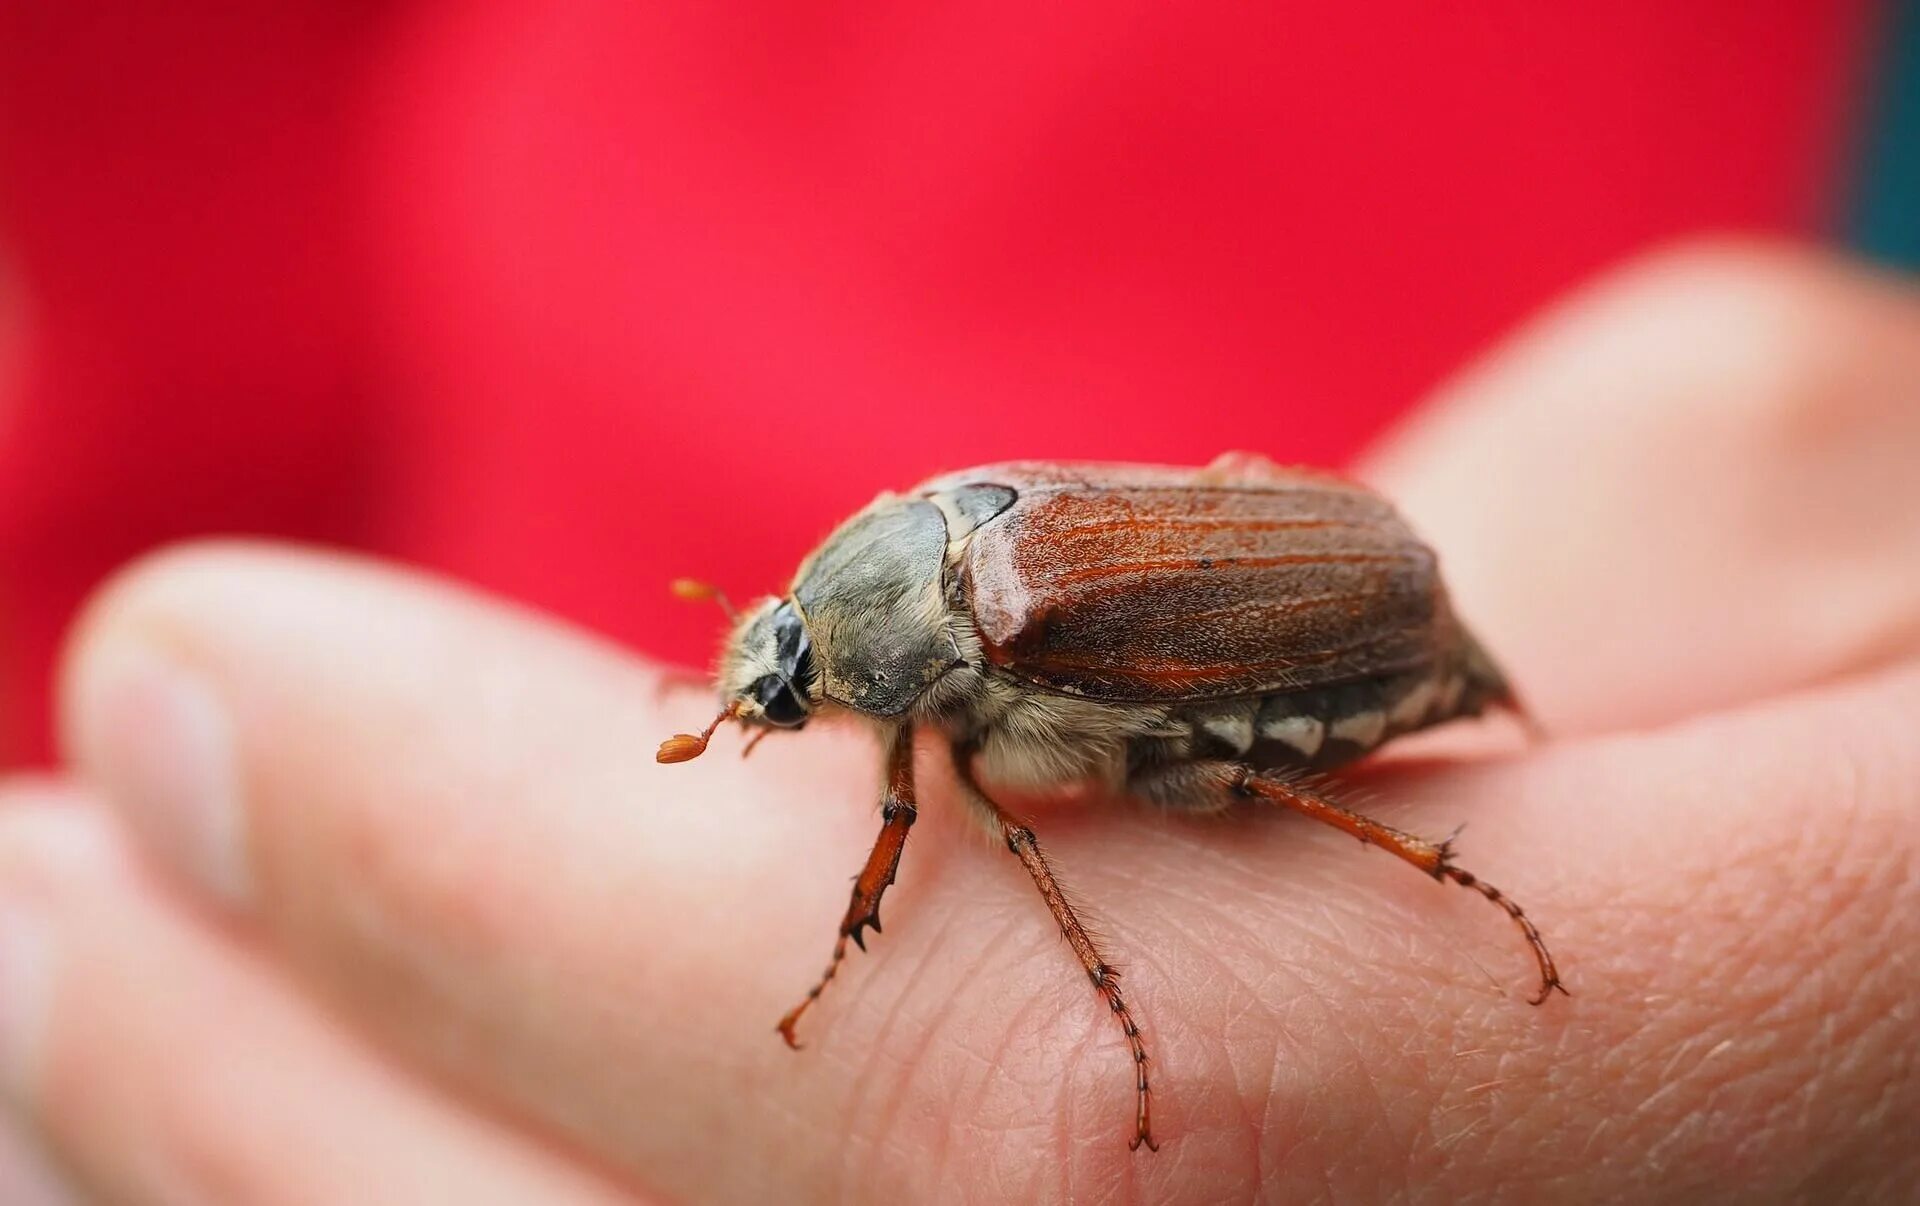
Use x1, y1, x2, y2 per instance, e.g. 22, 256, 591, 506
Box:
1850, 0, 1920, 268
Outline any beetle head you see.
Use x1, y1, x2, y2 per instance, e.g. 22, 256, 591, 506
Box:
657, 596, 817, 762
721, 596, 817, 729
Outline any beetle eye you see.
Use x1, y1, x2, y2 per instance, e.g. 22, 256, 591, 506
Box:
753, 676, 809, 728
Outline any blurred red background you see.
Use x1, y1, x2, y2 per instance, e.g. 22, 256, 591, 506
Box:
0, 4, 1871, 762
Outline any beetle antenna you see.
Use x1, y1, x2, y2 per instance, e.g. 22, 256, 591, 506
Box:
657, 703, 740, 763
670, 578, 741, 624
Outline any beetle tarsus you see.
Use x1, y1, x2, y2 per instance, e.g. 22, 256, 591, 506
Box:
1145, 762, 1565, 1007
1434, 862, 1567, 1003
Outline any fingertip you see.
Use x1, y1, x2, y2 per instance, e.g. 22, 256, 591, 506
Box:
60, 637, 250, 908
1359, 240, 1920, 737
0, 792, 133, 1116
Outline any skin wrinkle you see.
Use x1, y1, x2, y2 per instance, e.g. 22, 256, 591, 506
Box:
1315, 953, 1405, 1201
870, 900, 980, 1078
943, 917, 1073, 1197
1035, 850, 1176, 1199
918, 817, 1155, 1198
1427, 1083, 1497, 1156
1031, 943, 1136, 1202
903, 868, 1058, 1194
1425, 1029, 1527, 1165
811, 779, 953, 1177
835, 948, 932, 1197
852, 899, 998, 1200
973, 1003, 1060, 1203
1081, 909, 1210, 1202
1133, 799, 1504, 993
1271, 822, 1530, 1003
1835, 1009, 1920, 1196
973, 990, 1061, 1202
1512, 856, 1843, 1190
1740, 861, 1911, 1187
1438, 1036, 1547, 1195
1694, 784, 1892, 1030
1148, 901, 1307, 1201
1531, 684, 1917, 1197
838, 897, 1015, 1201
1056, 1012, 1081, 1205
1050, 954, 1102, 1204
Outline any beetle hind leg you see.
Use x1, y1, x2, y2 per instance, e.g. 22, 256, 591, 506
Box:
1134, 761, 1566, 1004
776, 730, 919, 1048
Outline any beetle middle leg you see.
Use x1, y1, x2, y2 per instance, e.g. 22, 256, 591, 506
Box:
1134, 761, 1566, 1004
776, 729, 919, 1048
951, 745, 1159, 1152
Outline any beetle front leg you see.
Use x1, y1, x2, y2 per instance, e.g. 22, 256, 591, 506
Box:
1135, 761, 1566, 1005
776, 727, 918, 1048
952, 746, 1159, 1153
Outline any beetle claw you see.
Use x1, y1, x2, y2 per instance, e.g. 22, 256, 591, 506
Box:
1528, 977, 1571, 1006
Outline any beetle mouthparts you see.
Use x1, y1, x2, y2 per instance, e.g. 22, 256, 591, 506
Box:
655, 703, 740, 764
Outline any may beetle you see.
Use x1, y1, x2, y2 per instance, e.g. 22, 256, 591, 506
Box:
659, 453, 1565, 1153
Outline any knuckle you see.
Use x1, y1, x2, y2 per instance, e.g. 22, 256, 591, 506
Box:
1594, 241, 1835, 374
1582, 239, 1919, 427
1605, 235, 1831, 302
1596, 235, 1875, 329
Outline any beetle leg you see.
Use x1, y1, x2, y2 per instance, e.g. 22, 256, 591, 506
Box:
1136, 761, 1567, 1005
776, 728, 918, 1049
952, 746, 1159, 1153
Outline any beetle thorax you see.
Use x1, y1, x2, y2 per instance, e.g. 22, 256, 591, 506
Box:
783, 494, 961, 718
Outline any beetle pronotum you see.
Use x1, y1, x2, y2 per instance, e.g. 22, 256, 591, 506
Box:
658, 453, 1565, 1152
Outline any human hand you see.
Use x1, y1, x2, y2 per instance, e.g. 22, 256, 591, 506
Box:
1, 242, 1915, 1203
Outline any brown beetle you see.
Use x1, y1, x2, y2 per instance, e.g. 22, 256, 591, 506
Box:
659, 453, 1565, 1152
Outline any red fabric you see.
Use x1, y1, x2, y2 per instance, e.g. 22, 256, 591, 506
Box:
0, 4, 1869, 762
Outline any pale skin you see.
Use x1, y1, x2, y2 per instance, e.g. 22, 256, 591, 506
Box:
0, 241, 1916, 1204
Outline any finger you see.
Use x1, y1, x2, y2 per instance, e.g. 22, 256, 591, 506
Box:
1361, 240, 1920, 735
0, 788, 633, 1206
61, 545, 910, 1198
1344, 657, 1920, 1202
